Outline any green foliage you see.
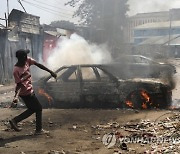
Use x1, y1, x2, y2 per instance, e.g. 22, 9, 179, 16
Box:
66, 0, 128, 26
66, 0, 129, 46
50, 20, 75, 30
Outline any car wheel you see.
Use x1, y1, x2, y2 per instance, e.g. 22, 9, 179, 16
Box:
125, 90, 151, 109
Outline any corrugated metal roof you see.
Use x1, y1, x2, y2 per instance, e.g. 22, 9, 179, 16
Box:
44, 31, 61, 36
135, 21, 180, 29
129, 11, 169, 19
168, 36, 180, 45
140, 34, 180, 45
139, 36, 163, 44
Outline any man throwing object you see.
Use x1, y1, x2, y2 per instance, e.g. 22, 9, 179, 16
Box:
9, 49, 57, 135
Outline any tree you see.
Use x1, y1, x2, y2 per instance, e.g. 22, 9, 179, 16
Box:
66, 0, 129, 51
50, 20, 75, 30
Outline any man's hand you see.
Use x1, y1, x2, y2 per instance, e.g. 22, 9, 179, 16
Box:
50, 71, 57, 79
10, 97, 18, 108
13, 97, 18, 104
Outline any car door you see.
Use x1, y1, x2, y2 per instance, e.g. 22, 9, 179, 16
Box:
80, 66, 119, 107
45, 66, 81, 105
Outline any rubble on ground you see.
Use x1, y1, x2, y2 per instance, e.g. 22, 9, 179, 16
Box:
93, 111, 180, 153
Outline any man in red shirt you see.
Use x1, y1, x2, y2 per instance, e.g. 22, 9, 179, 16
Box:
9, 49, 57, 134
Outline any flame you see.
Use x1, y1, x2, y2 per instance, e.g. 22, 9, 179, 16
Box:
38, 88, 53, 104
126, 100, 134, 108
125, 90, 153, 109
142, 102, 147, 109
141, 90, 150, 102
140, 90, 151, 109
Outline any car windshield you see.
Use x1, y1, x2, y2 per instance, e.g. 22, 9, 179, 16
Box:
47, 66, 77, 82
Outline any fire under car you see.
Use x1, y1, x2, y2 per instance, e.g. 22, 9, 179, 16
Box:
33, 64, 172, 109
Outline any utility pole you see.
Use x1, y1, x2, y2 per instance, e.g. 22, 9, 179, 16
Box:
7, 0, 9, 16
6, 0, 9, 27
168, 11, 172, 57
168, 11, 172, 46
5, 13, 8, 28
101, 0, 105, 43
113, 0, 119, 52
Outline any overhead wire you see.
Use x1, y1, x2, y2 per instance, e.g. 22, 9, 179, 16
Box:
30, 0, 74, 13
23, 2, 66, 17
21, 0, 73, 18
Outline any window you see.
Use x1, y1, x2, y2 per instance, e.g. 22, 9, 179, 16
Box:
47, 68, 68, 83
81, 67, 97, 81
68, 70, 78, 81
96, 68, 111, 81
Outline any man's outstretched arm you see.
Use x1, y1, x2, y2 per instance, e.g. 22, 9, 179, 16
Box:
10, 83, 22, 107
34, 62, 57, 78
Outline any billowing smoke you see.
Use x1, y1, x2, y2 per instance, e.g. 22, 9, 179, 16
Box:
47, 33, 112, 70
128, 0, 180, 15
31, 34, 112, 80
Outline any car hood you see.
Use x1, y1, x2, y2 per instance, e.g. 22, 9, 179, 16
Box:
118, 78, 170, 85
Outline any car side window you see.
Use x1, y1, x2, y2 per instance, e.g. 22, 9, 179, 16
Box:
81, 67, 97, 81
68, 70, 78, 81
140, 57, 149, 63
96, 68, 111, 81
134, 57, 147, 63
47, 68, 68, 83
134, 57, 142, 63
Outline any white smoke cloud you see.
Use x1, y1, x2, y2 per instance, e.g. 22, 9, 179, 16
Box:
128, 0, 180, 16
47, 33, 112, 70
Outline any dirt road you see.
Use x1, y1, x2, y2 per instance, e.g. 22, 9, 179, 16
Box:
0, 108, 179, 154
0, 59, 180, 154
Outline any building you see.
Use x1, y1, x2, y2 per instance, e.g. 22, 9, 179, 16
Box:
8, 9, 43, 59
126, 8, 180, 43
134, 21, 180, 44
0, 9, 43, 84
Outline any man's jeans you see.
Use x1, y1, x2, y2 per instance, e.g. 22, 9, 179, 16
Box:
13, 93, 42, 131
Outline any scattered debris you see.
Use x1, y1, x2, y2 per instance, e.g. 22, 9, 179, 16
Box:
120, 143, 128, 150
72, 124, 77, 129
48, 150, 61, 154
98, 112, 180, 153
93, 122, 120, 130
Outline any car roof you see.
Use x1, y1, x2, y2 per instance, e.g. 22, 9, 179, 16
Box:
60, 64, 108, 68
116, 54, 151, 59
114, 54, 157, 63
38, 63, 169, 86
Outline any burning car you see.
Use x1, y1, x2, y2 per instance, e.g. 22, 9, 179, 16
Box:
33, 64, 172, 109
108, 54, 176, 79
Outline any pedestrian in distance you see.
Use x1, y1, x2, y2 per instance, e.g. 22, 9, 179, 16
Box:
9, 49, 57, 135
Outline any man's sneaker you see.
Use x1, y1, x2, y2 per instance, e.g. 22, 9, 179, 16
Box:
9, 119, 22, 132
34, 129, 49, 135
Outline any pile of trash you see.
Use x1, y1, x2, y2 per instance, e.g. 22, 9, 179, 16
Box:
123, 112, 180, 153
92, 111, 180, 153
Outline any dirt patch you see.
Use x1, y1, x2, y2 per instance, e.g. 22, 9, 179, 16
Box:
0, 108, 179, 154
